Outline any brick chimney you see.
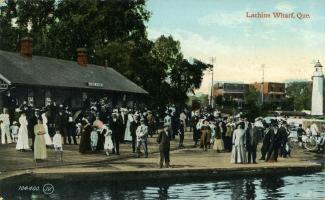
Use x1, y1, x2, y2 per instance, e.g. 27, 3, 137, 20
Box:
77, 48, 87, 67
20, 37, 33, 58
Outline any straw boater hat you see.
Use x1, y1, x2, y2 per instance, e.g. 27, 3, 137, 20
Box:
113, 109, 118, 113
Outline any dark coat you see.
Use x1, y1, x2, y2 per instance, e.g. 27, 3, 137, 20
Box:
110, 118, 123, 141
54, 113, 68, 133
28, 115, 38, 138
157, 130, 171, 151
79, 124, 92, 153
130, 120, 140, 137
277, 126, 288, 144
246, 126, 259, 150
261, 128, 272, 153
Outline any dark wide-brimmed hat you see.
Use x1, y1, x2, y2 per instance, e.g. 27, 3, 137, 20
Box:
270, 119, 278, 126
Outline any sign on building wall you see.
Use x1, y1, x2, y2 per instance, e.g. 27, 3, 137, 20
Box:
87, 82, 104, 88
0, 79, 8, 91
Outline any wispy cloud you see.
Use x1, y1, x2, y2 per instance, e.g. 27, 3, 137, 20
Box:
147, 27, 237, 60
197, 11, 251, 27
275, 1, 296, 12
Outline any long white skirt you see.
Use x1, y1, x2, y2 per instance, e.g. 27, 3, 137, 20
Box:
43, 124, 52, 145
16, 125, 30, 150
230, 144, 247, 164
124, 122, 132, 141
104, 135, 114, 150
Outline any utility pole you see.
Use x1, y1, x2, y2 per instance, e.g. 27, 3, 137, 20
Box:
261, 64, 265, 105
210, 57, 216, 108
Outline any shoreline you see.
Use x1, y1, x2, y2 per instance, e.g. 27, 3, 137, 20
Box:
1, 134, 324, 183
1, 161, 322, 183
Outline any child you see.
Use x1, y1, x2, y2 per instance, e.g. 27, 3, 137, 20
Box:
10, 121, 19, 143
53, 130, 63, 162
76, 123, 82, 139
90, 127, 98, 152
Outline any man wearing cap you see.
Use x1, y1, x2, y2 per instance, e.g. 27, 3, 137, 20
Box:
157, 124, 171, 168
136, 118, 149, 158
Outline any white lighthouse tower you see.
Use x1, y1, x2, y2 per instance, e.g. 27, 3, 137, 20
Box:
311, 60, 324, 115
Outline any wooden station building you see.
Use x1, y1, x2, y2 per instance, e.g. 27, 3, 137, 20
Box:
0, 37, 148, 110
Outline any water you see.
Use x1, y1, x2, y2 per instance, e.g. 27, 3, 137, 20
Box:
1, 172, 324, 200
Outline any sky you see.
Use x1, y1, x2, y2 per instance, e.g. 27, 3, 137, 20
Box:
146, 0, 325, 94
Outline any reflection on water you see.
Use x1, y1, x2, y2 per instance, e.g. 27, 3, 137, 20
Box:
0, 172, 324, 200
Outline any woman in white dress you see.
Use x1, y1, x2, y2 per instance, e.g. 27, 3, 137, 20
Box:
41, 112, 52, 146
34, 118, 47, 161
16, 113, 30, 151
231, 123, 247, 164
124, 112, 134, 142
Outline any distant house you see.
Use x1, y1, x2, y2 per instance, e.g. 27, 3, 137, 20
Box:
213, 82, 248, 104
0, 37, 148, 109
252, 82, 285, 104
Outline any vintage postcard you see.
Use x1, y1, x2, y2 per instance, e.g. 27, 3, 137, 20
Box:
0, 0, 324, 199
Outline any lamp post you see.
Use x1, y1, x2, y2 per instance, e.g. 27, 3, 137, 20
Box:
261, 64, 265, 105
210, 57, 215, 108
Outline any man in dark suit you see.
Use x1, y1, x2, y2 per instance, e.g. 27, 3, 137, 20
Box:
278, 121, 288, 158
130, 114, 140, 153
157, 124, 171, 168
110, 113, 122, 155
260, 123, 271, 160
28, 109, 38, 151
246, 123, 259, 164
55, 110, 69, 144
191, 112, 200, 147
266, 120, 282, 162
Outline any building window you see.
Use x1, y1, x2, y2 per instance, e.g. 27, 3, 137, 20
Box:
270, 86, 274, 91
45, 90, 51, 106
82, 92, 87, 101
27, 89, 34, 106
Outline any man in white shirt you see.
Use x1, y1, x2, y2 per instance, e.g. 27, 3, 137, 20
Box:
179, 111, 187, 129
136, 118, 148, 158
0, 108, 12, 144
310, 123, 319, 136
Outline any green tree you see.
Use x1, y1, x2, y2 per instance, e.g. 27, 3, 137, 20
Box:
152, 35, 209, 105
0, 1, 19, 51
286, 82, 311, 111
0, 0, 209, 108
243, 87, 262, 121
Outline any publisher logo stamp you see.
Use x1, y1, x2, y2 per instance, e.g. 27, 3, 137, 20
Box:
42, 183, 54, 195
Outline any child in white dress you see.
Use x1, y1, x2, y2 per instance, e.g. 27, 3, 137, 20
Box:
10, 121, 19, 143
53, 130, 63, 162
90, 127, 98, 152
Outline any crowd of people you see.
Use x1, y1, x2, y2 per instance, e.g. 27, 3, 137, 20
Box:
0, 98, 311, 168
189, 109, 294, 164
